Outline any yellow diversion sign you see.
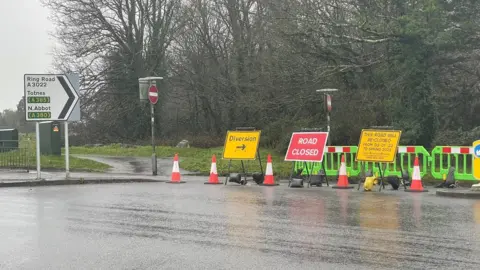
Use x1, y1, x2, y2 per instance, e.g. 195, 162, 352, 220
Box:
223, 130, 261, 160
356, 129, 402, 163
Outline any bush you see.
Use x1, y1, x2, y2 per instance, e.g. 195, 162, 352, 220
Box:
433, 127, 480, 146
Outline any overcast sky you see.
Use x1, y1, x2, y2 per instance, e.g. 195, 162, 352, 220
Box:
0, 0, 54, 111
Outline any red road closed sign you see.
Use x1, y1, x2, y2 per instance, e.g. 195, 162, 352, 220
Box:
284, 132, 329, 162
148, 85, 159, 105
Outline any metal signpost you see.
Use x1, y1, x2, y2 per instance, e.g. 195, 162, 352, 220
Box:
138, 76, 163, 176
316, 88, 338, 145
24, 74, 79, 180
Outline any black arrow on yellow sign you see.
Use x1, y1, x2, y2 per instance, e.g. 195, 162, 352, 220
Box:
236, 144, 246, 151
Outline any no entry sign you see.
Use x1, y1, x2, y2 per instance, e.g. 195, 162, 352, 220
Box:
148, 85, 159, 105
325, 94, 332, 112
284, 132, 329, 162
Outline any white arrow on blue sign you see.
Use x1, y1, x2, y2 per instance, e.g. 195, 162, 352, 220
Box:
474, 144, 480, 158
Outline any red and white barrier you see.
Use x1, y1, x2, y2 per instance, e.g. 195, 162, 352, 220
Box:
326, 146, 351, 153
441, 147, 473, 154
325, 146, 473, 156
397, 146, 416, 153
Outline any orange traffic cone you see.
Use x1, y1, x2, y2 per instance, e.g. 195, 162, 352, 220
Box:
261, 154, 279, 186
166, 153, 185, 184
405, 156, 428, 192
205, 154, 222, 185
332, 155, 354, 189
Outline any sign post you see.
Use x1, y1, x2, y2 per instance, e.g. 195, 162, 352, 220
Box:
356, 129, 402, 191
149, 84, 159, 176
24, 74, 79, 180
285, 132, 329, 187
64, 73, 81, 179
325, 94, 332, 145
138, 76, 163, 176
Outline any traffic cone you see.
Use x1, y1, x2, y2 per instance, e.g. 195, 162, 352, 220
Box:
405, 156, 428, 192
261, 154, 279, 186
332, 155, 354, 189
205, 154, 222, 185
166, 153, 185, 184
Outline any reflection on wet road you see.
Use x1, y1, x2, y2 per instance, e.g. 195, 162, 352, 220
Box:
0, 183, 479, 269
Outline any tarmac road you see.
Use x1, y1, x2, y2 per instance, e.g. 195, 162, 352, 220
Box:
0, 181, 479, 270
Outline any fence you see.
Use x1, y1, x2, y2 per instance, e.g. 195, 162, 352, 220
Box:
294, 145, 477, 181
0, 140, 31, 171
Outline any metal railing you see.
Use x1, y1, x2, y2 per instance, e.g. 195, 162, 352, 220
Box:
0, 140, 31, 171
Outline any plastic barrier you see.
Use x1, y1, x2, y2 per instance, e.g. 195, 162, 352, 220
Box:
293, 145, 476, 181
430, 146, 475, 181
382, 146, 430, 178
294, 146, 430, 178
294, 146, 359, 177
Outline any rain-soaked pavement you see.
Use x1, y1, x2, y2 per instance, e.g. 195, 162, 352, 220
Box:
0, 182, 479, 270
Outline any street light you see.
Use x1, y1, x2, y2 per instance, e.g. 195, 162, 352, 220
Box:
139, 76, 164, 176
316, 88, 339, 145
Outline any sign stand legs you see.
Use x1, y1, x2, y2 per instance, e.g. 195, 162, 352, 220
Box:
397, 153, 407, 190
64, 121, 70, 179
35, 122, 41, 180
304, 162, 312, 187
225, 160, 232, 185
288, 164, 295, 187
377, 162, 385, 192
357, 162, 364, 190
241, 161, 247, 184
257, 149, 264, 177
151, 103, 157, 176
321, 159, 329, 187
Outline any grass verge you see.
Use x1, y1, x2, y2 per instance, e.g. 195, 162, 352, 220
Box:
39, 155, 111, 172
70, 144, 293, 177
0, 150, 111, 172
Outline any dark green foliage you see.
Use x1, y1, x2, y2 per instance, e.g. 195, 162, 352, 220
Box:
37, 0, 478, 147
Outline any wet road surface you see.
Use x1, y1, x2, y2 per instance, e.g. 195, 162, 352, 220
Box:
0, 182, 479, 269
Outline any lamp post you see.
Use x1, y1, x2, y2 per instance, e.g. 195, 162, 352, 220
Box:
139, 76, 163, 176
316, 88, 339, 146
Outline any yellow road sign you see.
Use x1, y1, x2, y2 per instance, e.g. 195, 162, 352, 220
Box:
356, 129, 402, 163
473, 140, 480, 180
223, 130, 261, 160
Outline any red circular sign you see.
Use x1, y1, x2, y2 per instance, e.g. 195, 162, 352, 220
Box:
148, 85, 159, 105
326, 94, 332, 112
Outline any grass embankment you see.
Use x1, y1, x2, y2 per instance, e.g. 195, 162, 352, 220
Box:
0, 150, 111, 172
0, 134, 111, 172
40, 155, 111, 172
70, 144, 294, 177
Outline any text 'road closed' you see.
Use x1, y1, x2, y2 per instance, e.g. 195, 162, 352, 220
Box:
285, 132, 329, 162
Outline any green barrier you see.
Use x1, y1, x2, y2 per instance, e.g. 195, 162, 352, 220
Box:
294, 146, 430, 178
375, 146, 430, 178
294, 146, 359, 177
430, 146, 475, 181
293, 145, 476, 181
